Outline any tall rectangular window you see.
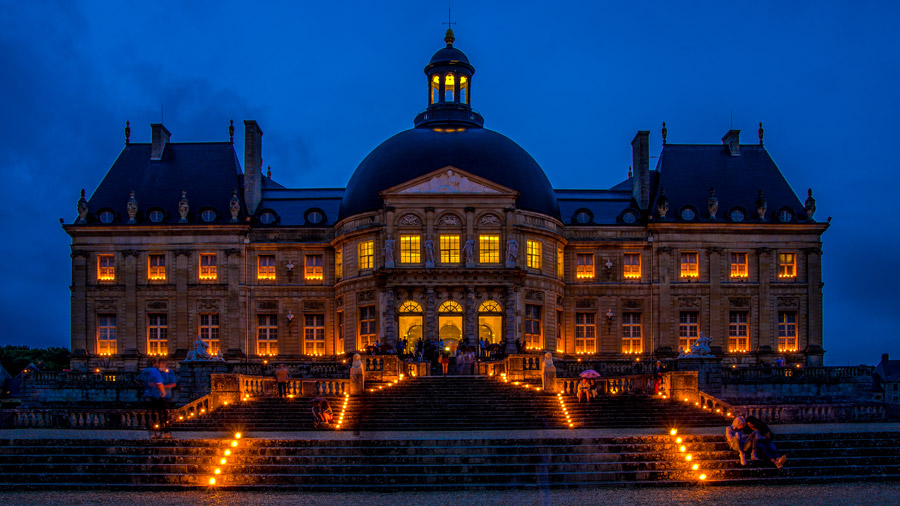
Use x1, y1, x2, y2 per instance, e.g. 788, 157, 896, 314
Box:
622, 312, 642, 354
778, 311, 798, 352
199, 253, 217, 281
557, 247, 564, 279
575, 312, 596, 354
199, 313, 220, 355
257, 314, 278, 356
336, 311, 344, 347
728, 311, 749, 352
97, 254, 115, 282
359, 305, 376, 347
730, 252, 748, 279
524, 304, 542, 349
148, 254, 166, 281
257, 255, 276, 280
304, 314, 325, 355
679, 311, 699, 351
680, 252, 699, 279
400, 234, 421, 264
526, 240, 542, 269
305, 254, 323, 282
624, 253, 641, 280
440, 234, 460, 264
556, 309, 564, 352
147, 314, 168, 355
97, 315, 117, 355
358, 240, 374, 270
479, 234, 500, 263
778, 253, 796, 279
335, 248, 343, 280
576, 253, 594, 280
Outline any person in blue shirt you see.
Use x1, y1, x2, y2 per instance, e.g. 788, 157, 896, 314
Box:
137, 359, 175, 439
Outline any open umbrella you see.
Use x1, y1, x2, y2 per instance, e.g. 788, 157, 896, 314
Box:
580, 369, 601, 378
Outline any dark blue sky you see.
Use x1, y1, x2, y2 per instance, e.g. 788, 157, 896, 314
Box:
1, 1, 897, 366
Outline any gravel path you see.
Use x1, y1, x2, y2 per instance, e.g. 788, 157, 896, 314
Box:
2, 484, 899, 506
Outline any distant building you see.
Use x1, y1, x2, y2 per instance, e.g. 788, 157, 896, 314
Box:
875, 353, 900, 404
64, 31, 828, 371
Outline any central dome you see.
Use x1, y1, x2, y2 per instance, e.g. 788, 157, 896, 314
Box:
339, 127, 559, 219
339, 32, 559, 220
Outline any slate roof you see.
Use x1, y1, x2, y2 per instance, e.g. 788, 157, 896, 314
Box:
259, 188, 344, 227
651, 144, 806, 223
875, 355, 900, 382
556, 187, 637, 225
81, 142, 244, 225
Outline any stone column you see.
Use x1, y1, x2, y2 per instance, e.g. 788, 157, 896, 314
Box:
175, 249, 191, 355
656, 246, 674, 354
384, 288, 396, 349
707, 247, 724, 346
504, 286, 518, 354
465, 287, 476, 344
804, 247, 824, 365
757, 247, 773, 361
225, 249, 243, 358
123, 249, 139, 356
70, 250, 89, 365
425, 287, 436, 343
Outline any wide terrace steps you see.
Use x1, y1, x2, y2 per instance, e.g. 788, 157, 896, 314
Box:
0, 432, 899, 490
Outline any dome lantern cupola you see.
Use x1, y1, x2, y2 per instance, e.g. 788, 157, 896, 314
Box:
414, 30, 484, 128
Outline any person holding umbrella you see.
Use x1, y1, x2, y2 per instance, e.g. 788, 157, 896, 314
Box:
578, 369, 600, 403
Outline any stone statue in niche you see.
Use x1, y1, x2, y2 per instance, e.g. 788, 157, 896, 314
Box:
463, 238, 475, 267
178, 191, 189, 223
229, 189, 241, 222
76, 189, 88, 224
506, 238, 518, 267
184, 337, 224, 362
384, 235, 395, 268
677, 332, 714, 358
126, 191, 138, 224
424, 238, 435, 268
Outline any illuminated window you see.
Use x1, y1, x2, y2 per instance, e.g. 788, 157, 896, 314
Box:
358, 240, 374, 270
147, 314, 168, 356
556, 310, 564, 352
257, 255, 276, 280
148, 254, 166, 281
335, 248, 343, 280
257, 314, 278, 356
97, 254, 115, 282
444, 73, 455, 102
778, 253, 796, 279
728, 311, 749, 352
305, 255, 323, 282
336, 311, 344, 347
431, 75, 440, 104
730, 252, 748, 279
622, 312, 642, 354
526, 240, 542, 269
199, 313, 219, 355
440, 234, 460, 264
479, 235, 500, 264
679, 312, 699, 351
97, 315, 117, 355
557, 247, 564, 279
478, 300, 502, 313
400, 235, 421, 264
575, 312, 596, 354
525, 304, 542, 349
439, 300, 463, 313
304, 314, 325, 355
624, 253, 641, 279
576, 253, 594, 280
680, 252, 699, 279
359, 305, 376, 347
199, 253, 217, 281
778, 311, 798, 352
460, 75, 468, 104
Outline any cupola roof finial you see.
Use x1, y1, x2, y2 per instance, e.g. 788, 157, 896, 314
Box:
442, 4, 456, 46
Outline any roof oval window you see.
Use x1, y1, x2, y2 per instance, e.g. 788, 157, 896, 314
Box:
306, 209, 324, 225
680, 207, 696, 221
730, 208, 745, 223
148, 209, 165, 223
574, 209, 592, 224
621, 209, 639, 224
777, 208, 794, 223
259, 211, 276, 225
99, 210, 115, 224
201, 209, 217, 223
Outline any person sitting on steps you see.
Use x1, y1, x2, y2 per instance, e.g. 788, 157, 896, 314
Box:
725, 416, 753, 466
746, 415, 788, 469
577, 378, 592, 403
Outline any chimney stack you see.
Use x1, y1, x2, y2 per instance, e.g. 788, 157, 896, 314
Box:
722, 129, 741, 157
631, 131, 650, 209
150, 123, 171, 161
243, 120, 264, 214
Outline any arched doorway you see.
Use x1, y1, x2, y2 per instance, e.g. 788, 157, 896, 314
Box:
397, 300, 423, 355
438, 300, 463, 352
478, 300, 503, 352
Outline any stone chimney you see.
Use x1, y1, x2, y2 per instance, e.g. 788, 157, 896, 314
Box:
243, 120, 264, 215
631, 131, 650, 210
722, 129, 741, 157
150, 123, 171, 161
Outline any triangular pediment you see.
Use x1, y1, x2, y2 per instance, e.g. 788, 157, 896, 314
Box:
381, 166, 518, 196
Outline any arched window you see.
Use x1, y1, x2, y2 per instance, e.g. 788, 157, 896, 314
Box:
399, 300, 422, 313
460, 75, 468, 104
431, 75, 440, 105
478, 300, 502, 313
439, 300, 462, 313
444, 73, 455, 102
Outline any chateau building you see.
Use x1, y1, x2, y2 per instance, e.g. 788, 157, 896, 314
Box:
64, 31, 828, 371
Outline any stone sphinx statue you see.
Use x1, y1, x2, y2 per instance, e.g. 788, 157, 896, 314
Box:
185, 337, 225, 362
351, 353, 363, 371
678, 332, 714, 358
542, 352, 554, 370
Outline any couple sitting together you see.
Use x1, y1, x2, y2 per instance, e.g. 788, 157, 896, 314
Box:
725, 415, 788, 469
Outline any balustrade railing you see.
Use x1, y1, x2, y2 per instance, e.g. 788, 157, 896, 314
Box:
557, 374, 654, 396
722, 365, 874, 384
555, 359, 655, 378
